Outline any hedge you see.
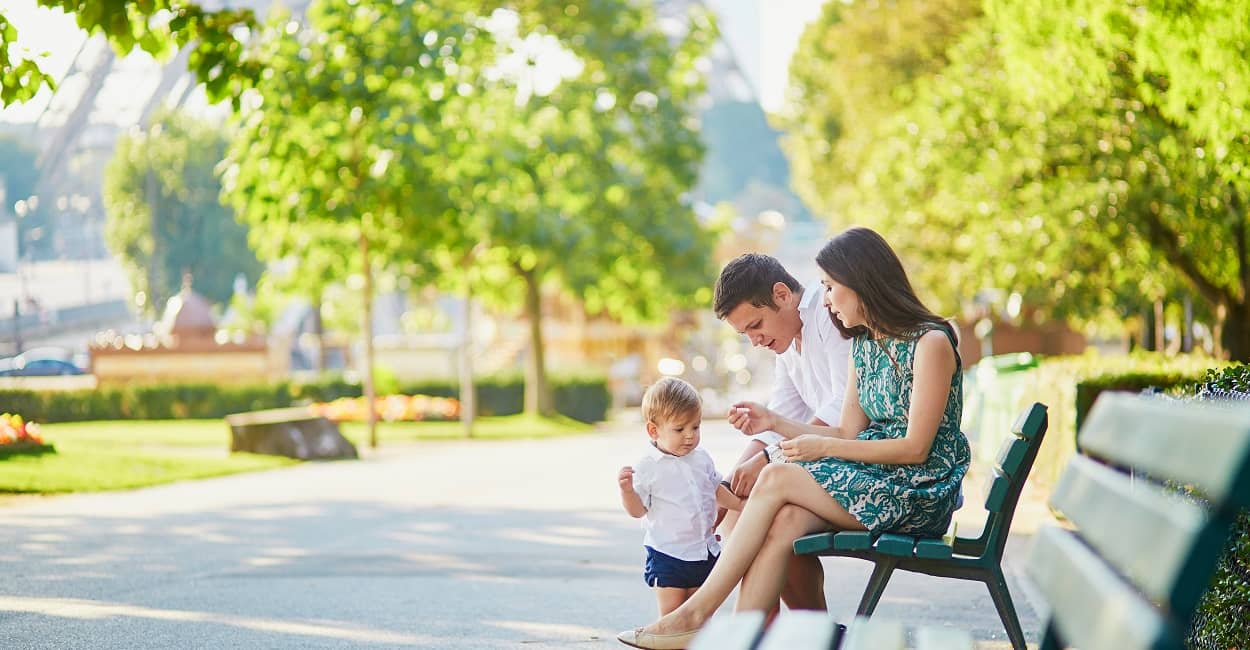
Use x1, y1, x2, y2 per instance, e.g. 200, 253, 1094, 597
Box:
1073, 370, 1207, 437
0, 374, 610, 424
1180, 365, 1250, 650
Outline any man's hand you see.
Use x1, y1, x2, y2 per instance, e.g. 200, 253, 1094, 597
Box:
729, 451, 767, 498
728, 401, 777, 436
617, 466, 635, 493
779, 434, 831, 462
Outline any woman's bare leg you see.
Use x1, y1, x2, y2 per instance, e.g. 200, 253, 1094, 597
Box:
738, 504, 839, 612
641, 463, 862, 635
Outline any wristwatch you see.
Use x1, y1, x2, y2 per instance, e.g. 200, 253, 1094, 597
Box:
765, 443, 786, 464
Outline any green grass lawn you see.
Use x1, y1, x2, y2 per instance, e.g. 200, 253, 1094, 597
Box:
0, 414, 593, 494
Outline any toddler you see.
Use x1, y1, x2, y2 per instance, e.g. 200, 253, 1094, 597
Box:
617, 377, 741, 615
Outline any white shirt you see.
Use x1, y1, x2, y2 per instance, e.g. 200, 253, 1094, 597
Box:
755, 280, 853, 446
631, 444, 723, 561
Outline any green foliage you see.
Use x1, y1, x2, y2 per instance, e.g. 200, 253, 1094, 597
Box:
971, 352, 1222, 486
0, 1, 259, 108
0, 134, 46, 256
0, 374, 609, 423
784, 0, 1250, 357
0, 134, 38, 214
1171, 364, 1250, 649
223, 0, 718, 414
1073, 371, 1208, 435
102, 111, 262, 312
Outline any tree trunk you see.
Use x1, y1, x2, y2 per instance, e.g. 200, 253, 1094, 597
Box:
1223, 300, 1250, 362
359, 231, 377, 449
520, 266, 552, 416
460, 270, 476, 438
1182, 295, 1193, 354
1154, 299, 1166, 352
313, 294, 326, 373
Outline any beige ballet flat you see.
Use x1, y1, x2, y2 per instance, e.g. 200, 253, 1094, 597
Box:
616, 626, 699, 649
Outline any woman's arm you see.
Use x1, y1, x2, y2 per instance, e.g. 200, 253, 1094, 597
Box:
781, 330, 956, 465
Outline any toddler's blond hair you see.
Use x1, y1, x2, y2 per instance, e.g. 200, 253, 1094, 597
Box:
641, 376, 701, 424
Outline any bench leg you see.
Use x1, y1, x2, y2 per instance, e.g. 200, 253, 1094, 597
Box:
985, 568, 1026, 650
1038, 621, 1063, 650
855, 558, 897, 616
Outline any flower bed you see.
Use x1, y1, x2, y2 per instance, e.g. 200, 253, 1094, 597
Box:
0, 413, 54, 457
309, 394, 460, 422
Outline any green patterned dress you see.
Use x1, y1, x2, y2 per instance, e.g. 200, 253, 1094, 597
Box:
799, 326, 969, 537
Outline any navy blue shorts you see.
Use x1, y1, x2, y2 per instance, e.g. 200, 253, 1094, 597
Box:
644, 547, 718, 589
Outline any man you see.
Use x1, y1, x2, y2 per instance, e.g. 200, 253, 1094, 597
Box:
712, 252, 852, 611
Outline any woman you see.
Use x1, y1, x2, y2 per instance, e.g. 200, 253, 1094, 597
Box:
617, 226, 970, 649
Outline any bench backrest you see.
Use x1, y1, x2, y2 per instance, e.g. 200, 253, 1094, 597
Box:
1027, 392, 1250, 650
953, 402, 1048, 560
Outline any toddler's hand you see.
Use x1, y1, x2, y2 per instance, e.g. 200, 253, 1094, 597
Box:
618, 466, 635, 492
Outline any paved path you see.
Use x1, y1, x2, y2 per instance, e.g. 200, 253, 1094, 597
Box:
0, 418, 1049, 649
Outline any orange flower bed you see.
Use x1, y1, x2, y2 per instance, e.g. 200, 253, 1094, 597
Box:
0, 413, 52, 456
309, 394, 460, 422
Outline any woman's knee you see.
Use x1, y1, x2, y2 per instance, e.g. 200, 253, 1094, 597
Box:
755, 462, 806, 496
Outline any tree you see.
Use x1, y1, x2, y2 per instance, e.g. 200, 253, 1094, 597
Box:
0, 134, 43, 256
221, 0, 486, 445
426, 3, 718, 416
779, 0, 983, 223
1, 1, 257, 107
986, 0, 1250, 357
784, 0, 1250, 359
225, 0, 718, 425
102, 110, 261, 315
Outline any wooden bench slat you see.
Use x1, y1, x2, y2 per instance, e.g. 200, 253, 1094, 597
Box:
756, 611, 843, 650
914, 626, 975, 650
982, 467, 1010, 512
1079, 393, 1250, 505
1011, 403, 1047, 440
793, 530, 875, 556
689, 611, 765, 650
839, 616, 906, 650
1026, 526, 1175, 650
913, 537, 953, 560
834, 531, 874, 551
1049, 453, 1208, 608
995, 436, 1030, 477
873, 533, 916, 557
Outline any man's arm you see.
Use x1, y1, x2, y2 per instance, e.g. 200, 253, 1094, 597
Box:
813, 335, 853, 427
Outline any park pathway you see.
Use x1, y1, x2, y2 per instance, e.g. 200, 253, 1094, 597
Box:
0, 417, 1046, 648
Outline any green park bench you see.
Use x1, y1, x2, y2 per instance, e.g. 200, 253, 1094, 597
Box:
687, 402, 1047, 650
789, 402, 1048, 650
1027, 392, 1250, 649
690, 392, 1250, 649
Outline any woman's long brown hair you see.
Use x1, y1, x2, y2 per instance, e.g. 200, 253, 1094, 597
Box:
816, 227, 956, 342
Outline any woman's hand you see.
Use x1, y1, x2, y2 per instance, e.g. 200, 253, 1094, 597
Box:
779, 434, 833, 462
728, 401, 776, 436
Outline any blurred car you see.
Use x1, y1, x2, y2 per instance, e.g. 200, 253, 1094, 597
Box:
0, 348, 86, 377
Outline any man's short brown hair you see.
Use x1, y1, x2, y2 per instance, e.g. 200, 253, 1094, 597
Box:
713, 253, 802, 319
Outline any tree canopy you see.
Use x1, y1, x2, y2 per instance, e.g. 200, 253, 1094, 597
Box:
783, 0, 1250, 358
0, 0, 257, 107
103, 111, 261, 312
222, 0, 717, 413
